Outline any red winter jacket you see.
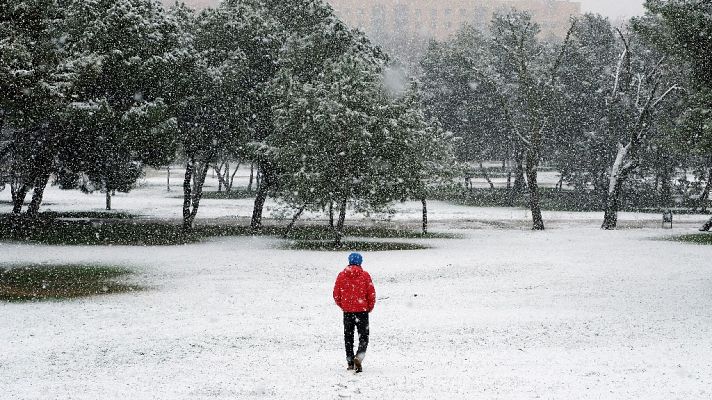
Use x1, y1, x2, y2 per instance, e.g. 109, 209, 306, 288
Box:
333, 265, 376, 313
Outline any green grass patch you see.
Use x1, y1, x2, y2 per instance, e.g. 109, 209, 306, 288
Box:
196, 225, 452, 243
0, 211, 135, 219
280, 225, 455, 241
282, 240, 429, 252
0, 264, 142, 301
0, 214, 454, 246
0, 216, 197, 245
671, 233, 712, 245
1, 202, 460, 246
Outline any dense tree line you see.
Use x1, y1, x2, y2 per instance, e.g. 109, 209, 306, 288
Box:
2, 0, 709, 233
1, 0, 453, 237
420, 1, 712, 230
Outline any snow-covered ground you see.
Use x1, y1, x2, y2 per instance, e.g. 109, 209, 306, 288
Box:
2, 168, 711, 399
1, 166, 708, 229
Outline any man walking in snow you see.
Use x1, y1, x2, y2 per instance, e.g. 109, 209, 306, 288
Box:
333, 252, 376, 373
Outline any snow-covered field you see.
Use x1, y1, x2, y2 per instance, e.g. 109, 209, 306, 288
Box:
2, 168, 711, 399
1, 166, 708, 229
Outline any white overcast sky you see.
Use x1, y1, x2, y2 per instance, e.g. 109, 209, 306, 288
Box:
578, 0, 646, 18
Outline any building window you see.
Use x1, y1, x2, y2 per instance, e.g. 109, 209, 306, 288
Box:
430, 8, 438, 29
444, 8, 452, 29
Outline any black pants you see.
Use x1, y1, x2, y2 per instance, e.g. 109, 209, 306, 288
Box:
343, 312, 369, 362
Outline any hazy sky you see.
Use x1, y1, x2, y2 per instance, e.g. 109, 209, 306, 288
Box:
166, 1, 648, 20
578, 0, 646, 18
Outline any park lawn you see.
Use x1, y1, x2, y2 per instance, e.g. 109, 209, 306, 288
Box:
1, 226, 711, 399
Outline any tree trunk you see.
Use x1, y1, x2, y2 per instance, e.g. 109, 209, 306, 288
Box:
333, 197, 347, 246
328, 201, 335, 229
223, 162, 229, 191
190, 160, 211, 227
284, 203, 307, 238
11, 184, 29, 214
421, 197, 428, 235
26, 173, 50, 217
525, 160, 545, 230
166, 166, 171, 192
250, 184, 268, 231
182, 158, 195, 231
247, 163, 254, 192
602, 143, 633, 230
336, 199, 347, 231
479, 162, 495, 190
602, 178, 624, 230
255, 169, 262, 192
524, 125, 544, 230
250, 165, 272, 231
699, 168, 712, 213
182, 157, 212, 231
105, 191, 112, 211
227, 162, 240, 192
214, 162, 226, 193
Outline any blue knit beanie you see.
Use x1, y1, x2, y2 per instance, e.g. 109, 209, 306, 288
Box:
348, 252, 363, 266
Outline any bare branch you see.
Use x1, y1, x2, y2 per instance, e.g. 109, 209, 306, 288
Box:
229, 161, 241, 186
652, 84, 681, 108
614, 28, 632, 93
635, 74, 643, 108
611, 47, 627, 96
515, 130, 532, 147
549, 17, 578, 86
646, 56, 667, 82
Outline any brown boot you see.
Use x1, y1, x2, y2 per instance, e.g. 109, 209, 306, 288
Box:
353, 353, 364, 373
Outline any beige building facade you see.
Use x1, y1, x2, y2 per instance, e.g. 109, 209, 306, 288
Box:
162, 1, 580, 39
327, 0, 581, 39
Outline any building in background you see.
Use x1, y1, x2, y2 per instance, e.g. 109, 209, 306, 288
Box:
161, 0, 581, 67
327, 0, 581, 40
327, 0, 580, 67
162, 0, 580, 39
